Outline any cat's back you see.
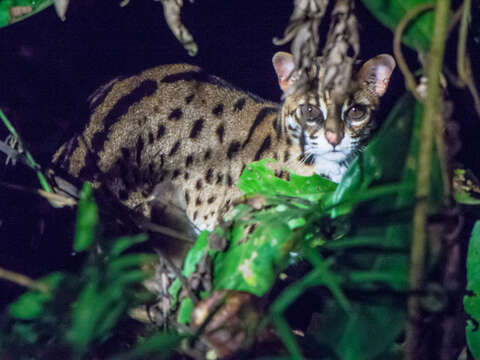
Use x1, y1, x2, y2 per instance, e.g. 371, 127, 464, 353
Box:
53, 63, 279, 183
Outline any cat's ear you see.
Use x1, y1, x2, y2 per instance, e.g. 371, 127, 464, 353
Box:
357, 54, 396, 97
273, 52, 295, 92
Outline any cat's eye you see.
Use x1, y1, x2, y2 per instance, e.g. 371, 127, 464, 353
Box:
300, 104, 323, 124
346, 104, 368, 121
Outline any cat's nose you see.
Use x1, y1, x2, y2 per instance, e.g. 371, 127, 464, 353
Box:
325, 130, 340, 146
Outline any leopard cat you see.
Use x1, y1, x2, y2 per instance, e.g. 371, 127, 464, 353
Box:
51, 52, 395, 233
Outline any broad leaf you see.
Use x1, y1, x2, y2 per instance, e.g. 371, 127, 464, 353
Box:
465, 221, 480, 359
313, 301, 405, 360
360, 0, 434, 51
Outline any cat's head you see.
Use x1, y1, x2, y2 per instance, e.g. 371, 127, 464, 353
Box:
273, 52, 395, 181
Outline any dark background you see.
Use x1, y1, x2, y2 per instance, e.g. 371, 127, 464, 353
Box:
0, 0, 476, 309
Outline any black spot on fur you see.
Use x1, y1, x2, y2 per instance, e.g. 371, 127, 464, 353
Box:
284, 150, 290, 163
273, 117, 282, 139
185, 154, 194, 167
168, 108, 183, 121
172, 169, 181, 179
78, 152, 100, 181
157, 125, 166, 138
185, 94, 195, 104
193, 210, 198, 221
189, 118, 204, 139
168, 141, 181, 156
148, 132, 154, 144
136, 137, 144, 166
227, 141, 241, 159
233, 97, 246, 111
184, 172, 190, 180
196, 179, 203, 190
216, 173, 224, 184
205, 168, 214, 184
195, 197, 202, 206
204, 149, 212, 161
207, 196, 216, 204
216, 125, 225, 143
185, 191, 190, 204
227, 174, 233, 187
212, 104, 224, 117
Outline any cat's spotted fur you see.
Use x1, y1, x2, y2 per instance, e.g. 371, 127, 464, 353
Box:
51, 52, 395, 231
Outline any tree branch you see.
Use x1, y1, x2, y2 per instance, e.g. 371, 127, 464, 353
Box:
405, 0, 451, 358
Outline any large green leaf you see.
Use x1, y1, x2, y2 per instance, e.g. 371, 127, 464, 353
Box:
465, 221, 480, 359
238, 159, 337, 202
313, 301, 405, 360
360, 0, 434, 51
328, 94, 416, 217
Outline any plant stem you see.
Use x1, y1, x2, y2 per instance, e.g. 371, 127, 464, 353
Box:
0, 108, 52, 193
0, 266, 49, 293
405, 0, 450, 358
393, 3, 434, 103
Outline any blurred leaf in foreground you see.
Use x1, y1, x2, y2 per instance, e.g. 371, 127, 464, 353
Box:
465, 221, 480, 359
73, 183, 98, 252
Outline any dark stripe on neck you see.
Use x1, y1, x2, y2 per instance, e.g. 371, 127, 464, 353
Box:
242, 107, 278, 149
254, 135, 272, 161
91, 79, 158, 154
161, 70, 269, 104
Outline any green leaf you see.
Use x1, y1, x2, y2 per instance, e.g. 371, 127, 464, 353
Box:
168, 278, 182, 306
177, 298, 194, 324
182, 230, 209, 277
0, 0, 53, 28
8, 272, 64, 320
465, 221, 480, 359
238, 159, 336, 202
110, 234, 148, 257
360, 0, 435, 51
313, 301, 405, 360
213, 219, 293, 296
328, 94, 416, 217
74, 183, 98, 252
9, 291, 47, 320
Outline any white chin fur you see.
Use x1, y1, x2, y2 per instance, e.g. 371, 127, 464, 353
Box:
314, 158, 348, 183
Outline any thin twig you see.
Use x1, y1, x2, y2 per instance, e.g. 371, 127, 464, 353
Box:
155, 248, 199, 305
457, 0, 470, 82
0, 109, 52, 193
139, 220, 195, 244
0, 180, 76, 206
0, 266, 49, 294
393, 4, 434, 102
405, 0, 451, 358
